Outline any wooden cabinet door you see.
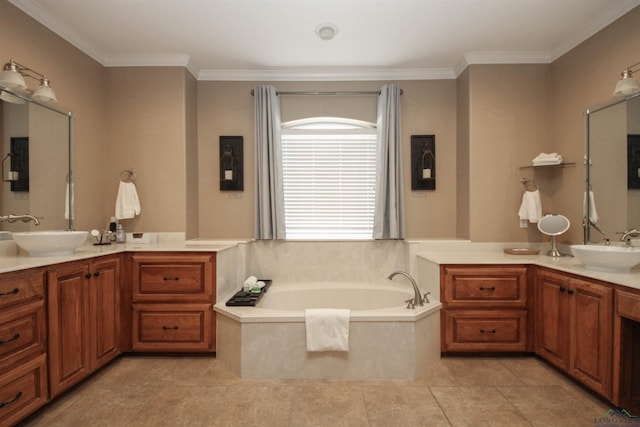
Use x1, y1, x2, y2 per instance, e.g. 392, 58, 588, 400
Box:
569, 278, 613, 398
89, 256, 121, 371
535, 269, 570, 370
47, 262, 91, 398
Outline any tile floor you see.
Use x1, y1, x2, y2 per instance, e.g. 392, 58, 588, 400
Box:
19, 355, 613, 427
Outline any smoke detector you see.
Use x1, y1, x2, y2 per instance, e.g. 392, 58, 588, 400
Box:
315, 23, 338, 41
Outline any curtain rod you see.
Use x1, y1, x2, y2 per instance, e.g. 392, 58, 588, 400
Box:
250, 89, 403, 96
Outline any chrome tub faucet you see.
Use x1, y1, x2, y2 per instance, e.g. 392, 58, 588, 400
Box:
387, 271, 425, 307
0, 214, 40, 225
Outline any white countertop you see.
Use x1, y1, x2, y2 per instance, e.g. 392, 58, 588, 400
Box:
417, 250, 640, 291
0, 238, 245, 274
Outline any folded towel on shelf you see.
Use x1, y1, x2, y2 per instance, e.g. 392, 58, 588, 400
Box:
518, 190, 542, 227
115, 181, 141, 220
64, 182, 74, 220
583, 190, 599, 223
532, 152, 563, 166
305, 308, 350, 352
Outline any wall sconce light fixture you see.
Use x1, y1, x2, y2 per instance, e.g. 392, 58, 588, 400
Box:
614, 61, 640, 97
2, 153, 19, 182
0, 59, 57, 103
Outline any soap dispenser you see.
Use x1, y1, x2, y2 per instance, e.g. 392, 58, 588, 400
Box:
115, 223, 126, 243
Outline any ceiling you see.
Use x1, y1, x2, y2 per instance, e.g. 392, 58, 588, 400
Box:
9, 0, 640, 81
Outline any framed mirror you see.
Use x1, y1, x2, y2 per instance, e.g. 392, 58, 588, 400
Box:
0, 85, 73, 232
584, 93, 640, 244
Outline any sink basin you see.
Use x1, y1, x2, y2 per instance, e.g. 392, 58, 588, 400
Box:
571, 244, 640, 272
12, 231, 89, 256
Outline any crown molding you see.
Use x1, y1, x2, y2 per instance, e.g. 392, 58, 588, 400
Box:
549, 0, 640, 62
8, 0, 108, 65
198, 67, 456, 81
103, 54, 199, 78
454, 51, 552, 76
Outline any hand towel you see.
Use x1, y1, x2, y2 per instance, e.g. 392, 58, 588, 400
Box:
583, 190, 599, 223
64, 182, 74, 220
115, 181, 141, 220
518, 190, 542, 227
305, 308, 350, 352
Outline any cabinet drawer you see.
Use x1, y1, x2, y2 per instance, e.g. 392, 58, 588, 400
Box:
132, 254, 214, 302
0, 354, 48, 426
0, 269, 45, 310
444, 310, 528, 352
442, 266, 527, 308
132, 303, 213, 352
0, 301, 46, 373
617, 290, 640, 322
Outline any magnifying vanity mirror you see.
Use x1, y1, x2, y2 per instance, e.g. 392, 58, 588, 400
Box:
538, 214, 570, 257
584, 93, 640, 244
0, 85, 73, 232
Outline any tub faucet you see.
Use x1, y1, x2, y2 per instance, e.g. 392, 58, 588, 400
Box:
387, 271, 423, 306
0, 214, 40, 225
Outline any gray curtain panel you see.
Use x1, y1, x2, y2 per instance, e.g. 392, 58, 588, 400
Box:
254, 85, 285, 239
373, 84, 405, 239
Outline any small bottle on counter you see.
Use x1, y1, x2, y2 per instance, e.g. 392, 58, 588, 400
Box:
115, 223, 126, 243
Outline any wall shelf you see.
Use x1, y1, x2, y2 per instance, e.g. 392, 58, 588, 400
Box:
519, 162, 576, 170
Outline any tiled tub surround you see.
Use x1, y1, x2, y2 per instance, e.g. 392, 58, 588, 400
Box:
215, 282, 441, 380
215, 240, 441, 380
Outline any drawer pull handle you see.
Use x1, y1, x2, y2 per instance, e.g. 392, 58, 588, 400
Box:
480, 329, 496, 334
94, 271, 101, 277
479, 286, 496, 291
559, 286, 566, 292
0, 288, 18, 297
163, 276, 180, 281
0, 333, 20, 346
85, 273, 92, 279
162, 326, 179, 330
0, 391, 22, 409
567, 289, 574, 295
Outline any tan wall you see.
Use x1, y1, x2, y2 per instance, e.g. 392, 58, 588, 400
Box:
0, 1, 106, 232
467, 64, 551, 242
104, 67, 188, 232
2, 1, 639, 243
197, 80, 457, 239
550, 5, 640, 244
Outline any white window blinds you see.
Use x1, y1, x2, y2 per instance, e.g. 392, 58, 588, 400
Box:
281, 119, 377, 239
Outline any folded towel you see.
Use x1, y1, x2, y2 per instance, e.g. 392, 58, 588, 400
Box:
243, 276, 257, 291
583, 190, 599, 223
305, 308, 350, 352
115, 181, 141, 220
532, 152, 563, 166
518, 190, 542, 227
64, 182, 74, 220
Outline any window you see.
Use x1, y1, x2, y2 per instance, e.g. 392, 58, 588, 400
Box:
281, 117, 377, 239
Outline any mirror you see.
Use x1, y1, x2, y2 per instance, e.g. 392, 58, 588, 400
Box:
585, 94, 640, 244
538, 214, 570, 257
0, 85, 73, 232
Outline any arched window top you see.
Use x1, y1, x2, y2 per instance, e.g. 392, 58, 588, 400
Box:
282, 117, 376, 130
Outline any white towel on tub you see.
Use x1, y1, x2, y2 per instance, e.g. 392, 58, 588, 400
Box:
305, 308, 350, 352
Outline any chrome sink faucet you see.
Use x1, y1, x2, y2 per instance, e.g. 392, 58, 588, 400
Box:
387, 271, 424, 307
619, 228, 640, 246
0, 214, 40, 225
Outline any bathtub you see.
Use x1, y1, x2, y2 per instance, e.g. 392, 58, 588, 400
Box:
214, 282, 442, 379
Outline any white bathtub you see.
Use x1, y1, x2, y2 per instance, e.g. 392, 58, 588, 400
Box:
214, 282, 442, 379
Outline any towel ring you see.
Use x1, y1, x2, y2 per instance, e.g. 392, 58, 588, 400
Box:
521, 178, 538, 192
119, 169, 136, 183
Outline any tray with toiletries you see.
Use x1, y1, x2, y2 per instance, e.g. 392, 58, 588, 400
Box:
225, 279, 272, 306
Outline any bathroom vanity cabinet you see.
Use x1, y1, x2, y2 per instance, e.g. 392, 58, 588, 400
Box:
535, 267, 613, 399
47, 255, 122, 398
130, 253, 216, 352
0, 268, 48, 426
440, 265, 531, 352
